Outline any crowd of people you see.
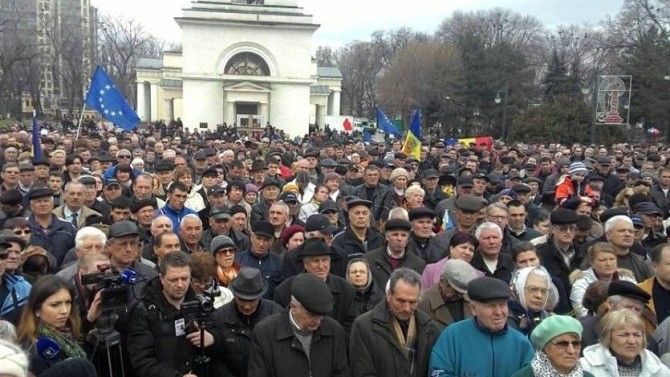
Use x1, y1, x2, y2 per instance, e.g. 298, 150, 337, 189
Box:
1, 123, 670, 376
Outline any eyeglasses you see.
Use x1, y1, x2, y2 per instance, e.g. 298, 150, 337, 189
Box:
118, 155, 131, 159
217, 247, 236, 254
550, 340, 582, 349
555, 225, 577, 233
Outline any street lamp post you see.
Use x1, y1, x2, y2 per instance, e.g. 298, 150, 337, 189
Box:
495, 81, 509, 139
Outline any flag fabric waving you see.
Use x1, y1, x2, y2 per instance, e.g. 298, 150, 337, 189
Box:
402, 108, 422, 159
375, 106, 401, 136
363, 129, 372, 143
31, 113, 42, 160
85, 66, 140, 131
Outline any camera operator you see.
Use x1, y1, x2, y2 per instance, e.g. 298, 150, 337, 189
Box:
211, 267, 282, 377
127, 251, 218, 377
71, 252, 112, 328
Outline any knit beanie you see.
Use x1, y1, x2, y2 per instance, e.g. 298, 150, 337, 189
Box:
389, 168, 410, 182
568, 162, 587, 175
245, 183, 259, 194
0, 340, 28, 377
530, 315, 583, 350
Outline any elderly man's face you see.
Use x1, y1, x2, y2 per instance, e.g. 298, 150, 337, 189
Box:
478, 228, 502, 258
386, 279, 420, 321
471, 300, 508, 332
606, 220, 635, 249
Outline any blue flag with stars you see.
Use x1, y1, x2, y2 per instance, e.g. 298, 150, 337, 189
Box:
375, 106, 401, 136
85, 66, 140, 131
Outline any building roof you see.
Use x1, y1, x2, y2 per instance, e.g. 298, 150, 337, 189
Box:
310, 85, 330, 94
137, 58, 163, 70
317, 66, 342, 78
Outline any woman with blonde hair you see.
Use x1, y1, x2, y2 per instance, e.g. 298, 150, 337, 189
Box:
404, 185, 425, 210
150, 173, 166, 199
581, 310, 670, 376
570, 242, 637, 317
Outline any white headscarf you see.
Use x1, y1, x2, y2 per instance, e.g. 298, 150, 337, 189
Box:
511, 266, 551, 311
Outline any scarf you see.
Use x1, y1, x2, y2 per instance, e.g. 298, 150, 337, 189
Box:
35, 322, 86, 359
217, 265, 239, 287
390, 314, 416, 360
531, 350, 584, 377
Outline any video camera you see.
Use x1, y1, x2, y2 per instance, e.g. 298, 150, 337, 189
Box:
81, 268, 138, 311
181, 279, 221, 324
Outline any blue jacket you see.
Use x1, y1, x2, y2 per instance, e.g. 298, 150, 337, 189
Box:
429, 317, 534, 377
0, 273, 31, 323
235, 250, 281, 300
155, 204, 197, 233
28, 214, 77, 269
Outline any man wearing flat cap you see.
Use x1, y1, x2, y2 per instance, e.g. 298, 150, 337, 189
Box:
350, 268, 439, 377
331, 198, 384, 264
26, 187, 76, 269
211, 267, 283, 377
536, 208, 586, 313
434, 195, 485, 248
273, 238, 356, 333
580, 280, 659, 354
429, 276, 534, 377
364, 219, 426, 289
235, 221, 282, 299
248, 273, 351, 377
406, 207, 443, 263
633, 201, 666, 250
0, 189, 26, 228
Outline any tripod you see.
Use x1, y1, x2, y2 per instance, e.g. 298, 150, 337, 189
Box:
90, 311, 126, 377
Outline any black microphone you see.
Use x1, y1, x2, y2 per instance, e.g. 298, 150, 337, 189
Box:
35, 337, 64, 365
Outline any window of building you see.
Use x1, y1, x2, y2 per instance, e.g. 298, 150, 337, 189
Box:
224, 52, 270, 76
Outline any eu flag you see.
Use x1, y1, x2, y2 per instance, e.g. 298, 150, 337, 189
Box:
363, 129, 372, 143
85, 66, 140, 131
375, 106, 401, 136
31, 113, 42, 160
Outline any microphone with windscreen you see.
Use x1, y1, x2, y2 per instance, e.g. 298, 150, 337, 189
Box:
35, 337, 64, 365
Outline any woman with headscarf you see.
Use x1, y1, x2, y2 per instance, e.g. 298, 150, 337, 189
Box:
508, 266, 552, 336
388, 167, 409, 207
346, 258, 383, 317
511, 315, 593, 376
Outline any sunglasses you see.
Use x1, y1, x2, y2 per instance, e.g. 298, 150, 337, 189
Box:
217, 247, 236, 254
550, 340, 582, 349
118, 155, 131, 159
14, 230, 31, 235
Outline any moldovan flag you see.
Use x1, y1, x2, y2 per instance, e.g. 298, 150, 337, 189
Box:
401, 108, 421, 159
455, 137, 493, 150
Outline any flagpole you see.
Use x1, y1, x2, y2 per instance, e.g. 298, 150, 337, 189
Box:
75, 103, 87, 139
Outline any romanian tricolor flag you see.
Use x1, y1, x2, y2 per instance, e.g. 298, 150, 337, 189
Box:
401, 108, 421, 159
445, 136, 493, 150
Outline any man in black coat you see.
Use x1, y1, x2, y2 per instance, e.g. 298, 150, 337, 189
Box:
211, 267, 283, 377
349, 268, 439, 377
248, 273, 351, 377
274, 238, 356, 334
331, 198, 384, 265
126, 251, 218, 377
536, 208, 586, 314
364, 219, 426, 289
352, 164, 395, 226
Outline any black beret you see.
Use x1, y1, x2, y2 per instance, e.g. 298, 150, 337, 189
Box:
408, 207, 435, 221
201, 167, 218, 178
260, 178, 281, 190
550, 208, 579, 225
320, 158, 338, 168
455, 195, 484, 212
472, 172, 489, 182
132, 198, 157, 213
208, 186, 226, 196
291, 273, 334, 315
384, 219, 412, 232
0, 189, 23, 206
303, 150, 319, 158
347, 198, 373, 209
251, 221, 274, 238
27, 188, 53, 201
304, 214, 338, 234
318, 199, 338, 214
467, 276, 511, 302
193, 151, 207, 161
608, 280, 651, 303
457, 176, 474, 187
78, 176, 96, 185
298, 238, 333, 259
523, 176, 541, 185
422, 169, 439, 179
634, 202, 662, 216
32, 158, 50, 167
229, 204, 247, 217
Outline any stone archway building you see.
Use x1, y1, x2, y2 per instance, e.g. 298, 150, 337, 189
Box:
135, 0, 342, 137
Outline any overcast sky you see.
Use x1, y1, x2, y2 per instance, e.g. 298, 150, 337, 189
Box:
91, 0, 622, 49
